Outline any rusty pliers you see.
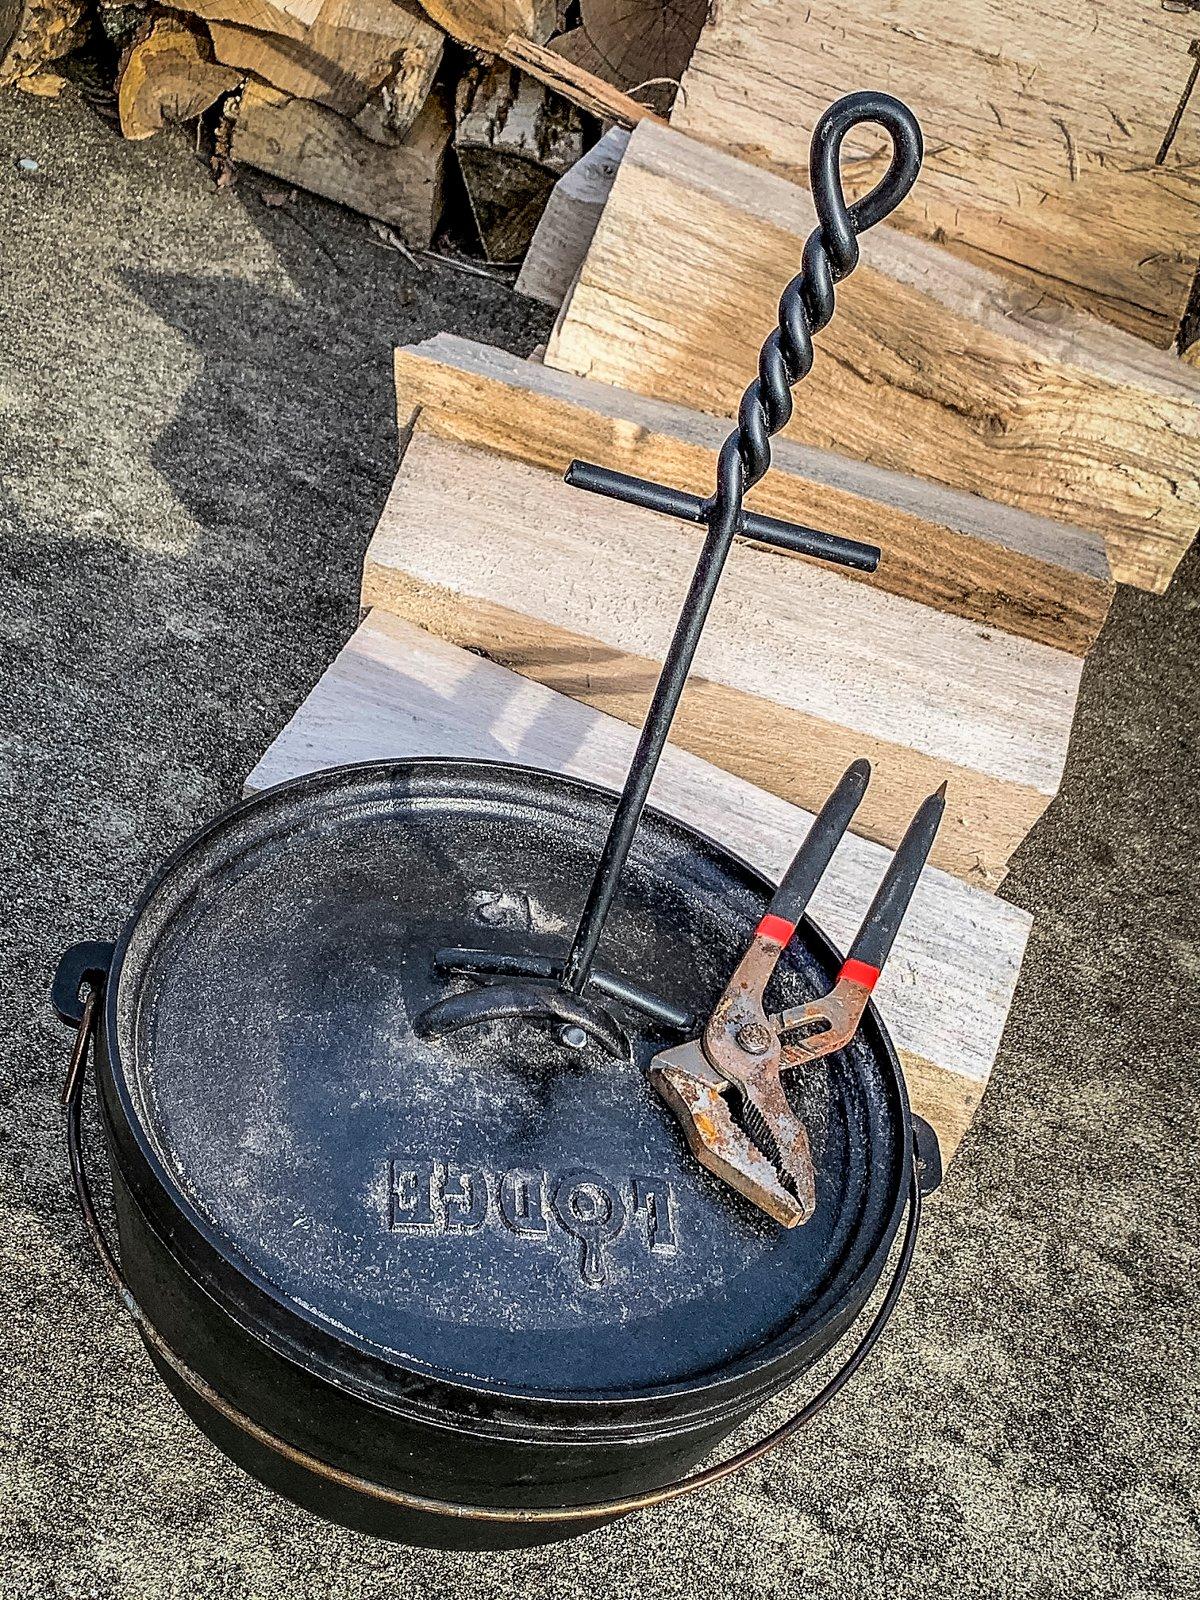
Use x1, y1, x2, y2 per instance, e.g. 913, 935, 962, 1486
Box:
650, 763, 946, 1226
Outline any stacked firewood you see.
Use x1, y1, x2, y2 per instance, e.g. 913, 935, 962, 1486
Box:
1, 0, 704, 257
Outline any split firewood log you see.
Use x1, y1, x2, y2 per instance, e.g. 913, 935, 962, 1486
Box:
204, 0, 442, 120
353, 24, 444, 143
165, 0, 314, 38
117, 12, 240, 139
230, 78, 450, 244
454, 60, 583, 262
0, 0, 87, 89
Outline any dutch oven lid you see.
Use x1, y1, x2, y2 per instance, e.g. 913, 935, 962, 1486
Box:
110, 762, 906, 1406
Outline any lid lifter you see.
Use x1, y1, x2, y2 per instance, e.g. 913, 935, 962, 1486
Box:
416, 90, 924, 1059
652, 776, 947, 1226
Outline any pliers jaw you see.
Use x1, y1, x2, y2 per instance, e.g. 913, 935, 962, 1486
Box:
648, 1040, 812, 1228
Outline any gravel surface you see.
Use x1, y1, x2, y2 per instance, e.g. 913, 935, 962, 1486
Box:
1, 82, 1197, 1600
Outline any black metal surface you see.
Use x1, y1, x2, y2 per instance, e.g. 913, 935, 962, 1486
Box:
764, 761, 871, 929
104, 759, 907, 1400
848, 784, 947, 972
433, 948, 696, 1033
63, 1001, 923, 1546
51, 939, 115, 1028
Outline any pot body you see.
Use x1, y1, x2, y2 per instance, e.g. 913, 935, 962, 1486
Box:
60, 758, 917, 1547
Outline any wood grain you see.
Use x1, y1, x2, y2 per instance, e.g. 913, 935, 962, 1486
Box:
498, 34, 667, 128
417, 0, 555, 53
546, 122, 1200, 593
117, 13, 239, 140
394, 333, 1113, 653
362, 428, 1084, 888
671, 0, 1200, 347
246, 609, 1034, 1162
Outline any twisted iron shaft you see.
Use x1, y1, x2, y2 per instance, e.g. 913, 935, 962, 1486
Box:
560, 91, 923, 1001
706, 90, 923, 544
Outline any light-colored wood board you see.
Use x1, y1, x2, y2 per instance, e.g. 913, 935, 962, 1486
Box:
231, 80, 449, 242
516, 126, 629, 307
394, 332, 1113, 653
362, 429, 1084, 887
208, 0, 442, 118
671, 0, 1200, 347
545, 122, 1200, 594
246, 609, 1034, 1161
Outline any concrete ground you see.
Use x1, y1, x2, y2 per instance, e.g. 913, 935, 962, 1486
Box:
1, 81, 1197, 1600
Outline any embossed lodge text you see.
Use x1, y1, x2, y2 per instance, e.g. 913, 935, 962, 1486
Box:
387, 1161, 679, 1288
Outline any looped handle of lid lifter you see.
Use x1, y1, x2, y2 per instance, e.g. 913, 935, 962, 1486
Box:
62, 979, 926, 1525
416, 89, 925, 1059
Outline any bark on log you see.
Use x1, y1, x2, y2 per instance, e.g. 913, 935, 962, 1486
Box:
454, 60, 583, 262
0, 0, 87, 88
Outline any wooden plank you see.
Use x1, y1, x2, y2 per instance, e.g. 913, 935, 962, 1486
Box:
246, 609, 1034, 1163
670, 0, 1200, 348
394, 333, 1113, 654
230, 79, 449, 243
545, 122, 1200, 594
362, 427, 1084, 889
516, 127, 629, 307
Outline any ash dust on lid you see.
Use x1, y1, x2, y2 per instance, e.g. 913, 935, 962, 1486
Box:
114, 764, 891, 1400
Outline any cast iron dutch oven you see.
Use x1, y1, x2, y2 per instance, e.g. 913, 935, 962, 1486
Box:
56, 759, 936, 1549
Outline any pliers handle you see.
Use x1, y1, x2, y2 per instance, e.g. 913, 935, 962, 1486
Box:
775, 782, 946, 1070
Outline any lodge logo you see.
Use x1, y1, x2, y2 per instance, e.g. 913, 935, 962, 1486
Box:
387, 1160, 679, 1288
